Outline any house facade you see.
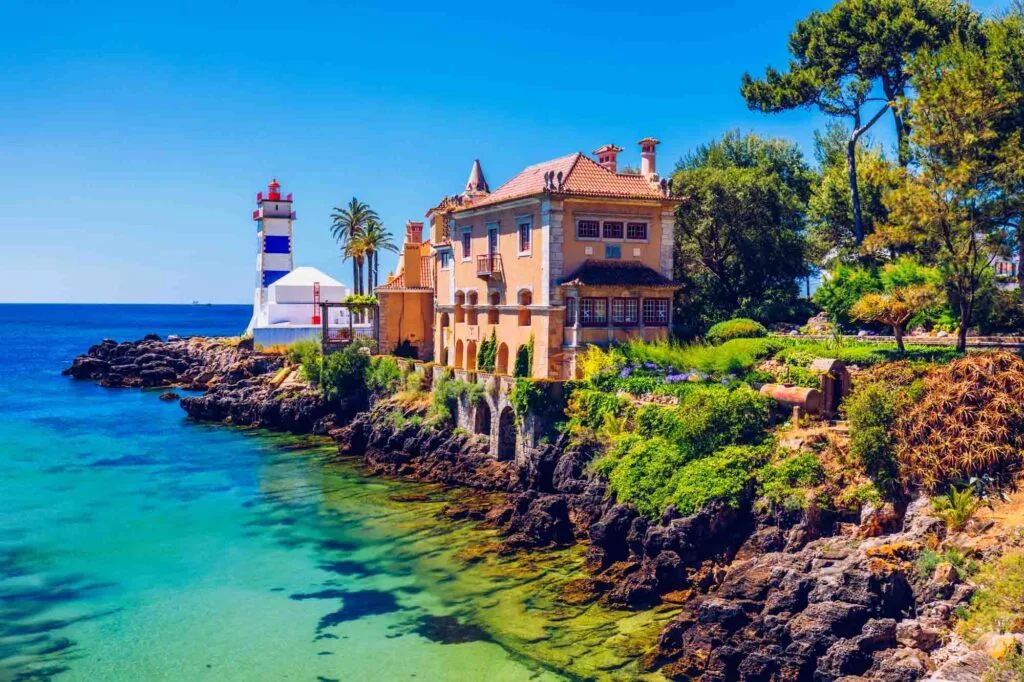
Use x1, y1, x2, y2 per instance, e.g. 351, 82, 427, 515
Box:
428, 139, 683, 379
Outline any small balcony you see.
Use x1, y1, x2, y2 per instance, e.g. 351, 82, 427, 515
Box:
476, 254, 503, 279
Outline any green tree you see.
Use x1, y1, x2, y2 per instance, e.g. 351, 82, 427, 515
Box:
672, 131, 812, 336
355, 220, 399, 292
807, 123, 900, 265
873, 38, 1023, 352
741, 0, 980, 243
330, 197, 379, 296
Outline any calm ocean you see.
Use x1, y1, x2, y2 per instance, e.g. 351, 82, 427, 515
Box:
0, 304, 670, 682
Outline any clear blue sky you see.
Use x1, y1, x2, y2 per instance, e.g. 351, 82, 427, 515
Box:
0, 0, 1007, 303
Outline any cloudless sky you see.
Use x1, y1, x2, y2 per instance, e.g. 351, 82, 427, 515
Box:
0, 0, 1008, 303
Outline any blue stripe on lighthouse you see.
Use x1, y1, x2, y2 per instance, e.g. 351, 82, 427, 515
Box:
263, 235, 290, 254
262, 270, 289, 287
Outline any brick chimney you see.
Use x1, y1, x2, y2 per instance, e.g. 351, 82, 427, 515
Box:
638, 137, 660, 180
405, 221, 424, 245
593, 144, 624, 173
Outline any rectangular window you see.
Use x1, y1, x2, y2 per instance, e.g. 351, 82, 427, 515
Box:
627, 222, 648, 240
461, 229, 472, 259
577, 220, 600, 239
439, 251, 452, 269
602, 221, 623, 239
565, 297, 576, 326
605, 244, 621, 259
518, 221, 531, 253
580, 297, 608, 326
642, 298, 670, 326
612, 298, 639, 325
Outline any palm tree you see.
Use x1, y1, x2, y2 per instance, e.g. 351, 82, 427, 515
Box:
330, 197, 379, 295
358, 220, 399, 291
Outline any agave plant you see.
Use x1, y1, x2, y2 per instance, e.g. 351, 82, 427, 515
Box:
931, 486, 986, 532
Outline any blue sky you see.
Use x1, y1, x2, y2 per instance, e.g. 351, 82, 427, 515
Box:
0, 0, 1007, 303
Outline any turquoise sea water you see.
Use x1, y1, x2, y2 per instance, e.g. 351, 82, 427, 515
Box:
0, 305, 675, 682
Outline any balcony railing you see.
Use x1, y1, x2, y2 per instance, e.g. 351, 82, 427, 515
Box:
476, 254, 502, 278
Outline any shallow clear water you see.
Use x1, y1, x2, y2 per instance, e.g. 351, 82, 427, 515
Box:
0, 304, 675, 681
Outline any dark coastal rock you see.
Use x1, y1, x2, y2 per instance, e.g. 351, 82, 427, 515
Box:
499, 491, 575, 552
159, 391, 180, 402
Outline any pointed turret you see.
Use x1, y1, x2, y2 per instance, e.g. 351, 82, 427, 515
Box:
465, 159, 489, 196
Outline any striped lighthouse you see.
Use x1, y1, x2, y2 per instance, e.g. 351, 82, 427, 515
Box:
247, 178, 296, 334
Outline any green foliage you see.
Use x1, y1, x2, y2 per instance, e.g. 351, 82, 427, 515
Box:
513, 335, 534, 378
477, 329, 498, 373
287, 339, 323, 385
616, 338, 784, 376
509, 378, 543, 420
567, 389, 634, 435
405, 371, 424, 393
706, 318, 768, 343
365, 356, 403, 397
956, 552, 1024, 642
757, 451, 824, 511
932, 486, 986, 532
814, 264, 883, 327
672, 131, 811, 337
319, 340, 373, 403
343, 294, 378, 306
670, 445, 772, 515
578, 344, 615, 381
429, 371, 461, 426
843, 381, 904, 495
594, 386, 774, 517
917, 546, 978, 580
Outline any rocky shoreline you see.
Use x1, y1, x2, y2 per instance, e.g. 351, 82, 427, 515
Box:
63, 336, 1010, 682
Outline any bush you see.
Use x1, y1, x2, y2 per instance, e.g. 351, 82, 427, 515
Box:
513, 334, 534, 378
287, 340, 322, 385
615, 338, 784, 376
670, 445, 771, 514
706, 318, 768, 343
393, 339, 417, 359
509, 378, 543, 420
429, 371, 461, 426
578, 344, 615, 380
757, 451, 824, 511
916, 547, 977, 579
478, 329, 498, 372
365, 356, 403, 398
896, 352, 1024, 491
320, 341, 373, 404
843, 379, 909, 497
956, 552, 1024, 642
813, 263, 882, 327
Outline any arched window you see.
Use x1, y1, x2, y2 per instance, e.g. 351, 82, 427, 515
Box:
454, 292, 465, 324
487, 291, 500, 324
496, 343, 509, 375
466, 340, 478, 371
518, 290, 532, 327
467, 291, 479, 326
454, 340, 464, 369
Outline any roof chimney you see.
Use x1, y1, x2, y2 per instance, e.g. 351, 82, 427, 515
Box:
593, 144, 624, 173
465, 159, 489, 196
638, 138, 660, 181
405, 221, 424, 246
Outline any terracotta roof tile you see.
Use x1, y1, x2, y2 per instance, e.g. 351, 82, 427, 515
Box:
459, 152, 675, 211
558, 260, 678, 288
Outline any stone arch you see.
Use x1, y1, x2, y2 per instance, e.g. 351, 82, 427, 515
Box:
467, 290, 479, 326
466, 340, 477, 371
440, 312, 450, 328
474, 400, 492, 436
454, 292, 465, 324
518, 289, 532, 327
496, 342, 509, 375
497, 406, 516, 461
454, 339, 464, 369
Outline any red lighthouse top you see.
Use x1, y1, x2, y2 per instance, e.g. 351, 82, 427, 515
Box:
267, 178, 281, 201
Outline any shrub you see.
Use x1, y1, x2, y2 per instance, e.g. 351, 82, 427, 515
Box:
956, 552, 1024, 642
513, 334, 534, 378
706, 318, 768, 343
343, 294, 378, 306
509, 378, 543, 420
813, 263, 883, 327
896, 352, 1024, 491
844, 382, 904, 495
566, 388, 634, 434
478, 329, 498, 372
578, 344, 615, 381
669, 445, 771, 514
430, 371, 461, 426
287, 340, 323, 385
405, 371, 424, 393
916, 547, 977, 580
931, 486, 986, 532
757, 451, 824, 511
615, 338, 784, 376
365, 356, 403, 397
320, 340, 373, 404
